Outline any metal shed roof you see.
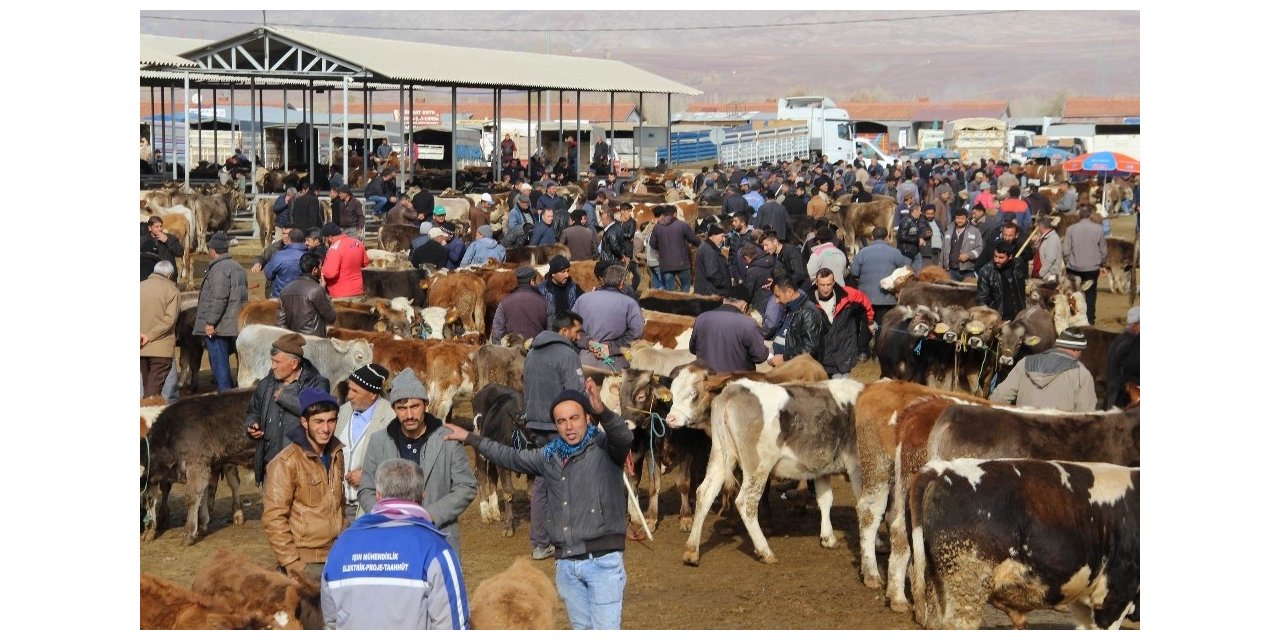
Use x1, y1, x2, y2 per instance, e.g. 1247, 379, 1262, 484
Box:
165, 27, 700, 96
140, 34, 204, 67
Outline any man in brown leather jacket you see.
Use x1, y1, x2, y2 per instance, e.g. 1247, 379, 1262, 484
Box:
278, 252, 337, 337
262, 388, 347, 578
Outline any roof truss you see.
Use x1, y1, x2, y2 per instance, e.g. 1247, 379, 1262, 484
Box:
179, 29, 371, 79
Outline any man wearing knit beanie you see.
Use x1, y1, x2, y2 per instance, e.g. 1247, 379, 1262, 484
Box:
440, 376, 633, 629
244, 331, 331, 485
1105, 306, 1140, 409
262, 386, 345, 578
990, 327, 1097, 411
357, 369, 477, 556
336, 364, 395, 518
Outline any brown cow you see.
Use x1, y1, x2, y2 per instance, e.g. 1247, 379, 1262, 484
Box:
140, 574, 282, 630
1102, 237, 1137, 294
368, 336, 479, 419
256, 198, 275, 246
425, 270, 488, 336
191, 549, 321, 630
379, 223, 422, 252
849, 382, 986, 594
472, 341, 526, 392
828, 195, 896, 247
505, 243, 570, 266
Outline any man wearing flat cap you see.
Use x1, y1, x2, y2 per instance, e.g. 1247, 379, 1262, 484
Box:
689, 283, 769, 374
990, 327, 1097, 411
263, 387, 347, 578
194, 231, 247, 392
441, 378, 633, 629
336, 364, 395, 519
358, 369, 477, 556
245, 332, 332, 485
410, 226, 451, 271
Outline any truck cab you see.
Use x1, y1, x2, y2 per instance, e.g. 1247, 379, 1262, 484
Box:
777, 96, 898, 167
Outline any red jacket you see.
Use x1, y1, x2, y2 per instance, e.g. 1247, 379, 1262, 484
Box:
322, 236, 370, 298
835, 285, 875, 325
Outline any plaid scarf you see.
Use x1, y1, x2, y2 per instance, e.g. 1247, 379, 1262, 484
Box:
541, 424, 598, 464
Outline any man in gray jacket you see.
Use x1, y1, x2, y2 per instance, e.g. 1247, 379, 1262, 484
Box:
940, 210, 984, 282
523, 312, 586, 560
990, 328, 1097, 411
442, 380, 633, 629
195, 232, 247, 391
848, 226, 911, 331
1063, 209, 1107, 324
358, 369, 477, 556
572, 265, 644, 370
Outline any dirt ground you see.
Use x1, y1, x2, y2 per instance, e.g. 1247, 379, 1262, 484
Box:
144, 214, 1139, 629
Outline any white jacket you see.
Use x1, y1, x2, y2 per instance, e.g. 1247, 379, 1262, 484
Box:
336, 398, 396, 511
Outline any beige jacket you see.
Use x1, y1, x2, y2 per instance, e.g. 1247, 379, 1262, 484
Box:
140, 273, 179, 358
336, 398, 396, 510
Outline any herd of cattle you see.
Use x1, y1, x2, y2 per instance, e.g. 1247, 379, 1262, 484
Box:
139, 172, 1138, 630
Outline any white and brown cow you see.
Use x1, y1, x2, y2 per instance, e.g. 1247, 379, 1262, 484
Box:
675, 377, 864, 566
909, 459, 1139, 630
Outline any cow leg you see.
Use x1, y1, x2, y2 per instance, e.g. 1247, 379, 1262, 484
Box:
856, 477, 892, 589
476, 457, 495, 524
141, 482, 165, 542
734, 465, 778, 564
225, 464, 244, 525
814, 475, 837, 549
183, 465, 212, 545
886, 462, 914, 612
677, 456, 694, 532
1068, 600, 1099, 630
201, 465, 219, 535
991, 601, 1030, 630
935, 547, 992, 630
682, 438, 728, 566
500, 468, 517, 538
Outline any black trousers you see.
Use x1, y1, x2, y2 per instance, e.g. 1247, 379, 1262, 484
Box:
1067, 268, 1100, 324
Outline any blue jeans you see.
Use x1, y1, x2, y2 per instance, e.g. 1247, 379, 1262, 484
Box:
660, 270, 691, 293
648, 266, 663, 291
161, 356, 179, 404
949, 268, 970, 282
555, 551, 627, 629
366, 195, 388, 213
204, 335, 236, 392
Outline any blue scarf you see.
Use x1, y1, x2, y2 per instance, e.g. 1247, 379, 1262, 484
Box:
542, 424, 599, 463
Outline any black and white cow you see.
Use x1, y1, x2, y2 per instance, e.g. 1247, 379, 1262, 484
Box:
674, 378, 863, 566
909, 458, 1139, 630
469, 384, 533, 538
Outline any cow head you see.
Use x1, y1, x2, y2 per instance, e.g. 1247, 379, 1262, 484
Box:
620, 369, 670, 427
996, 320, 1042, 366
962, 306, 1003, 350
902, 305, 941, 338
933, 305, 972, 344
330, 337, 374, 372
879, 265, 915, 293
664, 364, 709, 428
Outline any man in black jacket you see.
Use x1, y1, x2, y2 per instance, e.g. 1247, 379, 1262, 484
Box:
141, 216, 184, 281
761, 230, 810, 290
721, 183, 748, 216
364, 168, 396, 214
810, 268, 874, 376
976, 241, 1027, 321
766, 276, 824, 367
292, 182, 324, 235
244, 332, 331, 484
693, 225, 731, 296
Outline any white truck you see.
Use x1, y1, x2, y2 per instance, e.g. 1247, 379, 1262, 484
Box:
773, 96, 897, 166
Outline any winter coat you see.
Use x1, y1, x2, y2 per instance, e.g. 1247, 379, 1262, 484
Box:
896, 215, 923, 257
263, 243, 309, 298
245, 359, 332, 484
336, 398, 396, 510
742, 253, 776, 315
693, 239, 731, 296
470, 408, 633, 559
1105, 332, 1140, 409
140, 273, 179, 358
976, 258, 1027, 321
492, 284, 549, 343
648, 216, 699, 272
460, 237, 506, 267
529, 220, 558, 247
321, 236, 369, 298
754, 201, 790, 241
1036, 230, 1064, 280
572, 287, 644, 369
688, 304, 770, 374
357, 419, 478, 554
140, 233, 184, 281
278, 275, 338, 338
941, 223, 984, 273
292, 192, 324, 234
776, 291, 824, 361
561, 224, 598, 261
262, 425, 347, 568
335, 196, 365, 230
809, 284, 872, 376
539, 279, 583, 328
990, 349, 1097, 412
775, 243, 811, 290
194, 255, 248, 337
849, 240, 910, 307
1064, 217, 1107, 272
600, 221, 630, 263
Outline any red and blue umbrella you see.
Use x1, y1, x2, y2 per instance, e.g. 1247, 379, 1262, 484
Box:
1063, 151, 1140, 175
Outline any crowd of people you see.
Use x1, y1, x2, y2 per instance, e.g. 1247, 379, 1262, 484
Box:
139, 148, 1140, 629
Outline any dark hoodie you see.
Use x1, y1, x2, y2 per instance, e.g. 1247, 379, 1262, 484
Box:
743, 252, 776, 315
648, 215, 699, 272
523, 330, 585, 432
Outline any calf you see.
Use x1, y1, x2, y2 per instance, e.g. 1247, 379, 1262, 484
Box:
505, 243, 570, 266
368, 335, 479, 419
679, 378, 864, 565
909, 459, 1139, 629
141, 574, 281, 630
378, 223, 421, 252
638, 289, 723, 317
176, 292, 203, 391
1101, 237, 1136, 295
469, 557, 558, 630
425, 270, 488, 336
828, 196, 895, 247
255, 198, 275, 246
473, 342, 526, 392
141, 389, 254, 545
235, 324, 374, 393
191, 549, 321, 630
995, 304, 1056, 368
628, 344, 697, 378
896, 280, 979, 310
363, 267, 426, 307
1076, 326, 1121, 407
469, 384, 533, 537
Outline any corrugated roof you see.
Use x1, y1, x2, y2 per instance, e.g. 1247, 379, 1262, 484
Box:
173, 28, 700, 96
685, 99, 1009, 122
1062, 97, 1140, 118
140, 34, 205, 67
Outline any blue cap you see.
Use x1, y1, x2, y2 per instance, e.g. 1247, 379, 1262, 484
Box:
299, 388, 338, 413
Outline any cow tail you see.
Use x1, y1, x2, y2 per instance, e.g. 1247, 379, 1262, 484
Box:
713, 400, 739, 494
